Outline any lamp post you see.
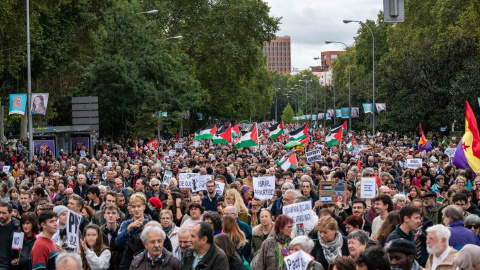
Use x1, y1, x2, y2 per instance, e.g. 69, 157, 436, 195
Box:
314, 57, 327, 127
344, 19, 375, 133
27, 0, 33, 161
274, 87, 279, 121
325, 41, 351, 132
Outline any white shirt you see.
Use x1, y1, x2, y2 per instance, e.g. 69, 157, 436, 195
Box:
371, 215, 385, 238
431, 247, 451, 270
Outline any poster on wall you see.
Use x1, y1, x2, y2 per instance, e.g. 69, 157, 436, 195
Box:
34, 140, 55, 157
71, 137, 89, 153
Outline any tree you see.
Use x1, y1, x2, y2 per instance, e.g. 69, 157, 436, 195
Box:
296, 108, 304, 117
281, 103, 294, 124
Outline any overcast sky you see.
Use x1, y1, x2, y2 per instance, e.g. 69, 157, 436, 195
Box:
263, 0, 383, 71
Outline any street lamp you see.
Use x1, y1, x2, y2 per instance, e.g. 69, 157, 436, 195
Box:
26, 0, 33, 161
314, 56, 327, 127
343, 19, 375, 133
326, 41, 351, 132
298, 78, 310, 117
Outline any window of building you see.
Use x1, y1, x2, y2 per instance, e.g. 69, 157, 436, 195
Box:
287, 47, 289, 51
331, 54, 338, 60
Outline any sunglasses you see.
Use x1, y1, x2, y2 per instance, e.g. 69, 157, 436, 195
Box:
151, 184, 159, 187
467, 225, 479, 229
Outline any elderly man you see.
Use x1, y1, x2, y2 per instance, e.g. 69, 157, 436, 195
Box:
56, 252, 82, 270
129, 226, 181, 270
181, 222, 229, 270
173, 227, 192, 260
425, 224, 458, 270
422, 191, 443, 225
441, 205, 480, 250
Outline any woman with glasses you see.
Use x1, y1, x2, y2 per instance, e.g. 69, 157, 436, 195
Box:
256, 215, 294, 270
159, 209, 181, 252
465, 215, 480, 240
454, 176, 467, 190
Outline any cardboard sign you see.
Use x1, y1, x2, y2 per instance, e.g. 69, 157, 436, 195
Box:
284, 251, 313, 270
193, 175, 210, 192
11, 232, 24, 250
252, 176, 275, 201
2, 166, 10, 174
283, 201, 313, 227
305, 149, 323, 163
163, 170, 173, 187
215, 181, 225, 196
361, 177, 376, 198
318, 181, 347, 203
175, 143, 183, 149
405, 158, 422, 169
445, 148, 456, 158
66, 210, 82, 249
334, 181, 345, 202
168, 150, 177, 156
178, 173, 199, 189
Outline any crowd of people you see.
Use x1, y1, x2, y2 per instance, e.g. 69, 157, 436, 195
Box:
0, 127, 479, 270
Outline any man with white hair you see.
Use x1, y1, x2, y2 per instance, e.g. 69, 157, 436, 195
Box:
130, 226, 182, 269
56, 252, 82, 270
425, 224, 458, 270
279, 236, 323, 270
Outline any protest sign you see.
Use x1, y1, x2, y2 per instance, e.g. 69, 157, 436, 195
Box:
66, 210, 82, 249
193, 141, 200, 148
353, 145, 367, 156
361, 178, 376, 198
405, 159, 422, 169
252, 176, 275, 201
305, 149, 323, 163
283, 201, 313, 227
334, 181, 345, 202
445, 148, 456, 158
318, 181, 347, 203
260, 144, 267, 149
284, 250, 313, 270
163, 170, 173, 187
52, 220, 61, 245
169, 150, 176, 156
215, 181, 225, 196
175, 143, 182, 149
2, 166, 10, 174
11, 232, 24, 250
178, 173, 199, 189
193, 175, 211, 192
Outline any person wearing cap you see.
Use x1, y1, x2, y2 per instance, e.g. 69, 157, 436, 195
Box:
422, 191, 443, 225
53, 205, 71, 252
386, 239, 424, 270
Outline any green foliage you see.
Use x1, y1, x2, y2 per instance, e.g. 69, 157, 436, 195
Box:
281, 103, 294, 124
296, 108, 304, 117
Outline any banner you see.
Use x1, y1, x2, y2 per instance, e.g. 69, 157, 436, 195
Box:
34, 140, 55, 157
284, 251, 313, 270
163, 170, 173, 187
9, 94, 27, 115
341, 108, 349, 118
283, 201, 313, 227
361, 177, 376, 198
376, 103, 386, 112
196, 112, 204, 120
318, 113, 324, 120
405, 158, 422, 169
178, 173, 199, 189
175, 143, 183, 149
30, 93, 49, 115
327, 109, 334, 118
66, 210, 82, 249
305, 149, 323, 163
351, 107, 359, 118
311, 114, 317, 120
335, 109, 342, 118
252, 176, 275, 201
306, 115, 311, 120
145, 138, 158, 150
302, 115, 306, 120
363, 103, 373, 114
215, 181, 225, 196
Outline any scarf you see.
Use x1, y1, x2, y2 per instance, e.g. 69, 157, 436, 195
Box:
250, 208, 261, 228
163, 224, 174, 236
318, 231, 343, 264
274, 233, 291, 245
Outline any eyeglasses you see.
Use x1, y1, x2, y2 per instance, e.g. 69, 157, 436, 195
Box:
151, 184, 159, 187
160, 217, 172, 220
467, 225, 480, 229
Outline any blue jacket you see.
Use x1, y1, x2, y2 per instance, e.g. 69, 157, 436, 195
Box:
115, 216, 150, 246
448, 219, 480, 250
202, 193, 219, 212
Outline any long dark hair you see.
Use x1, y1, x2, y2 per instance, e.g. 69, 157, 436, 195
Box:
20, 212, 39, 235
214, 234, 240, 261
168, 191, 187, 217
81, 224, 108, 270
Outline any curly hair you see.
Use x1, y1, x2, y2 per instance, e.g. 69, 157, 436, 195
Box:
203, 211, 222, 232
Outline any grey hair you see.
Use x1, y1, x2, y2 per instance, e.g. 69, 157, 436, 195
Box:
362, 168, 374, 177
465, 214, 480, 227
282, 182, 295, 190
392, 194, 406, 204
140, 225, 166, 242
225, 205, 238, 215
56, 252, 82, 269
289, 236, 314, 252
178, 227, 192, 235
347, 229, 369, 246
284, 189, 301, 199
426, 224, 451, 242
150, 178, 160, 186
442, 205, 464, 221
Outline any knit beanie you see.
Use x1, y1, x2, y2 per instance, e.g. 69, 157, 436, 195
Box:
386, 239, 416, 255
53, 205, 69, 217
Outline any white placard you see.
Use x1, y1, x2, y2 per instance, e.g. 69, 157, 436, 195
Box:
178, 173, 199, 189
353, 145, 367, 156
361, 177, 376, 199
210, 155, 216, 161
11, 232, 24, 250
182, 149, 188, 157
445, 148, 456, 158
282, 201, 313, 227
193, 141, 200, 148
107, 162, 112, 168
66, 210, 82, 249
169, 150, 177, 156
284, 250, 313, 270
305, 149, 323, 163
260, 145, 267, 149
175, 143, 183, 149
215, 182, 225, 196
193, 175, 210, 192
253, 176, 275, 201
2, 166, 10, 174
405, 158, 422, 169
163, 170, 173, 187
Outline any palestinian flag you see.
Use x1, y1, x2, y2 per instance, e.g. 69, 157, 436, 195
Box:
442, 136, 448, 146
298, 136, 309, 148
277, 150, 298, 171
269, 122, 284, 140
212, 123, 232, 144
313, 121, 318, 129
326, 122, 345, 147
347, 136, 354, 151
289, 123, 308, 141
195, 123, 217, 140
232, 123, 240, 138
235, 123, 259, 148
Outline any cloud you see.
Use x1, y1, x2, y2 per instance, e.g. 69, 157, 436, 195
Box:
263, 0, 383, 70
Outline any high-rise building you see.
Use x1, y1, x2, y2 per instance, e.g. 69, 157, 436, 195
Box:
263, 36, 291, 74
311, 50, 345, 85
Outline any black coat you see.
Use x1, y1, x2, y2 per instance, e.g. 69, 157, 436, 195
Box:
308, 230, 349, 270
181, 244, 229, 270
73, 184, 90, 200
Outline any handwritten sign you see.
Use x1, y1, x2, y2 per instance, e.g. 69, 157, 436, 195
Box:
284, 250, 313, 270
405, 158, 422, 169
193, 175, 210, 192
305, 149, 322, 163
445, 148, 456, 158
283, 201, 313, 227
2, 166, 10, 174
175, 143, 183, 149
253, 176, 275, 201
178, 173, 199, 189
215, 182, 225, 196
353, 145, 367, 156
361, 177, 376, 199
163, 170, 173, 187
11, 232, 24, 250
66, 210, 82, 249
318, 181, 346, 203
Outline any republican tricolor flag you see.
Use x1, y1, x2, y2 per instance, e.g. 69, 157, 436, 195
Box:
453, 100, 480, 175
418, 123, 432, 152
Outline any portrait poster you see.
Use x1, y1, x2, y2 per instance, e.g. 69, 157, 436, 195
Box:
30, 93, 49, 115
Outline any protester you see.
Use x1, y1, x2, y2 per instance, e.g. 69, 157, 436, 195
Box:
441, 205, 480, 250
386, 239, 422, 270
251, 208, 274, 254
213, 234, 245, 270
346, 230, 368, 260
425, 224, 458, 270
31, 211, 58, 270
56, 252, 82, 270
256, 215, 294, 270
80, 224, 111, 270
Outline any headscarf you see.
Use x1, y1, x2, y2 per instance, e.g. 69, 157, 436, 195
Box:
454, 244, 480, 270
